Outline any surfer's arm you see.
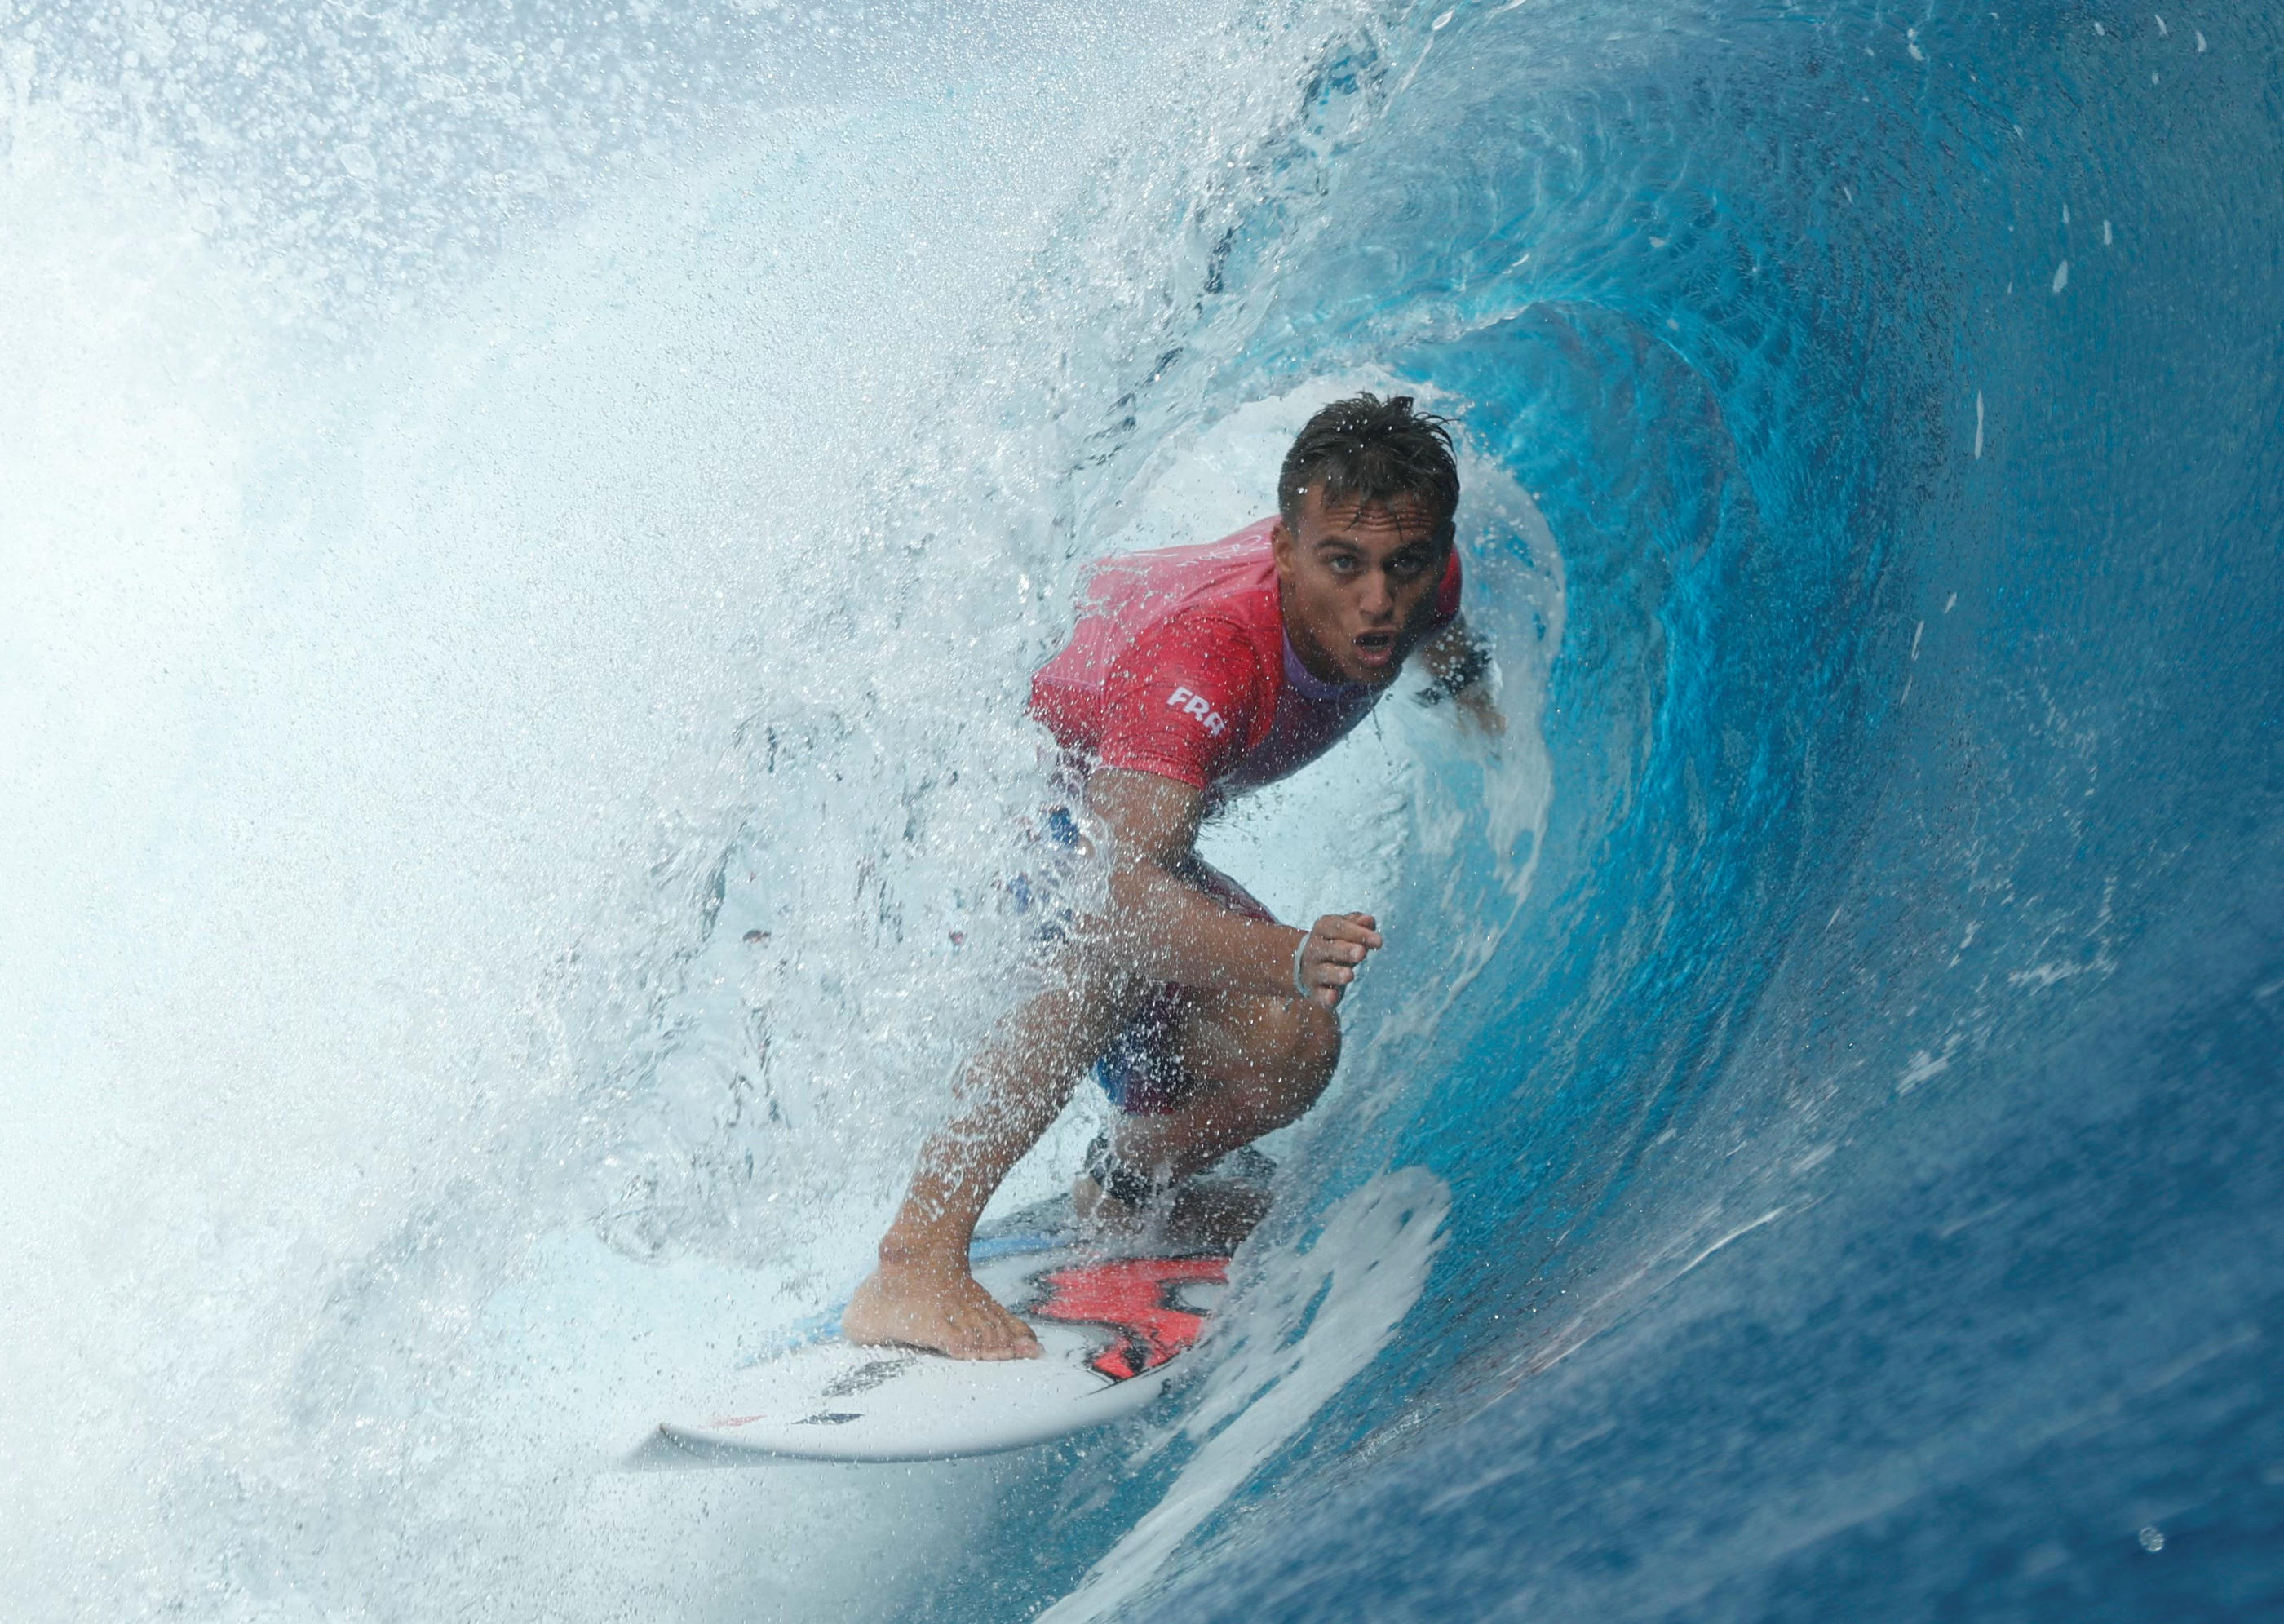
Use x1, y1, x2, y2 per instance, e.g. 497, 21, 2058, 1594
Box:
1083, 768, 1375, 1002
1417, 613, 1504, 737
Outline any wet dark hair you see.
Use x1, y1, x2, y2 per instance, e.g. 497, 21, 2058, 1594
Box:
1277, 393, 1460, 539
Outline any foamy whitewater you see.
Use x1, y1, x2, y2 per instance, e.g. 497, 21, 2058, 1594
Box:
5, 2, 2281, 1619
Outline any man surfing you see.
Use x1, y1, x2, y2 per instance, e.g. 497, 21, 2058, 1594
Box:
843, 393, 1502, 1361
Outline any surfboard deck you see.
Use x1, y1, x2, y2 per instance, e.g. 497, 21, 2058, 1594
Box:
648, 1196, 1241, 1463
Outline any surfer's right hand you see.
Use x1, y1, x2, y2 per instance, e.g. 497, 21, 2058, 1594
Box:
843, 1254, 1042, 1361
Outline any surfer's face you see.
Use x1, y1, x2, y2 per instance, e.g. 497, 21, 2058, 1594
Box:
1273, 489, 1451, 688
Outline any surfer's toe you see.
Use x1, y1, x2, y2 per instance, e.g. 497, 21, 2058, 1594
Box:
934, 1288, 1041, 1360
952, 1314, 1039, 1360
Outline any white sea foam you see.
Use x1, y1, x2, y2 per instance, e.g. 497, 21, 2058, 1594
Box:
0, 13, 1304, 1614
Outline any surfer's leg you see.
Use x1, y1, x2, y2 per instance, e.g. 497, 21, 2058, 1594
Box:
1104, 989, 1340, 1188
846, 949, 1157, 1358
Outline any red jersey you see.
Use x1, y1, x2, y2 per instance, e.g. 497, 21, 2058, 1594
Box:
1027, 519, 1463, 803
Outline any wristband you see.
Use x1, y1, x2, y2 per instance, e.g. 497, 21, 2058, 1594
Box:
1417, 638, 1492, 706
1292, 928, 1312, 1001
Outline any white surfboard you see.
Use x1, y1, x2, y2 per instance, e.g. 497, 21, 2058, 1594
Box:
650, 1227, 1233, 1463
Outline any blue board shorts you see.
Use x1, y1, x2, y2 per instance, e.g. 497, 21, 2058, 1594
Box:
1018, 804, 1279, 1116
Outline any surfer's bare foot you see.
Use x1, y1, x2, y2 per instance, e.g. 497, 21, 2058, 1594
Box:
843, 1255, 1041, 1361
1073, 1170, 1273, 1252
1072, 1171, 1145, 1231
1163, 1179, 1273, 1251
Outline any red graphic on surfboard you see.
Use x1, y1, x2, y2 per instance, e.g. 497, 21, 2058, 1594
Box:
1027, 1255, 1230, 1382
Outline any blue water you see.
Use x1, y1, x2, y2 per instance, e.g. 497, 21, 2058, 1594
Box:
918, 6, 2284, 1619
7, 1, 2282, 1619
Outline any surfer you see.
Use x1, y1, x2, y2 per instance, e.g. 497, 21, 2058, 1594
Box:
843, 394, 1503, 1360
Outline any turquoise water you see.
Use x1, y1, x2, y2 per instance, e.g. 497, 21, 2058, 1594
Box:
4, 2, 2280, 1618
1090, 7, 2284, 1619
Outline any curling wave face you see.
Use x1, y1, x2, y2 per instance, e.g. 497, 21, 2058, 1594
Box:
4, 1, 2282, 1620
1073, 7, 2284, 1621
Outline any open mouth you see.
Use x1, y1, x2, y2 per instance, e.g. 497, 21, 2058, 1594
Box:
1354, 631, 1397, 669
